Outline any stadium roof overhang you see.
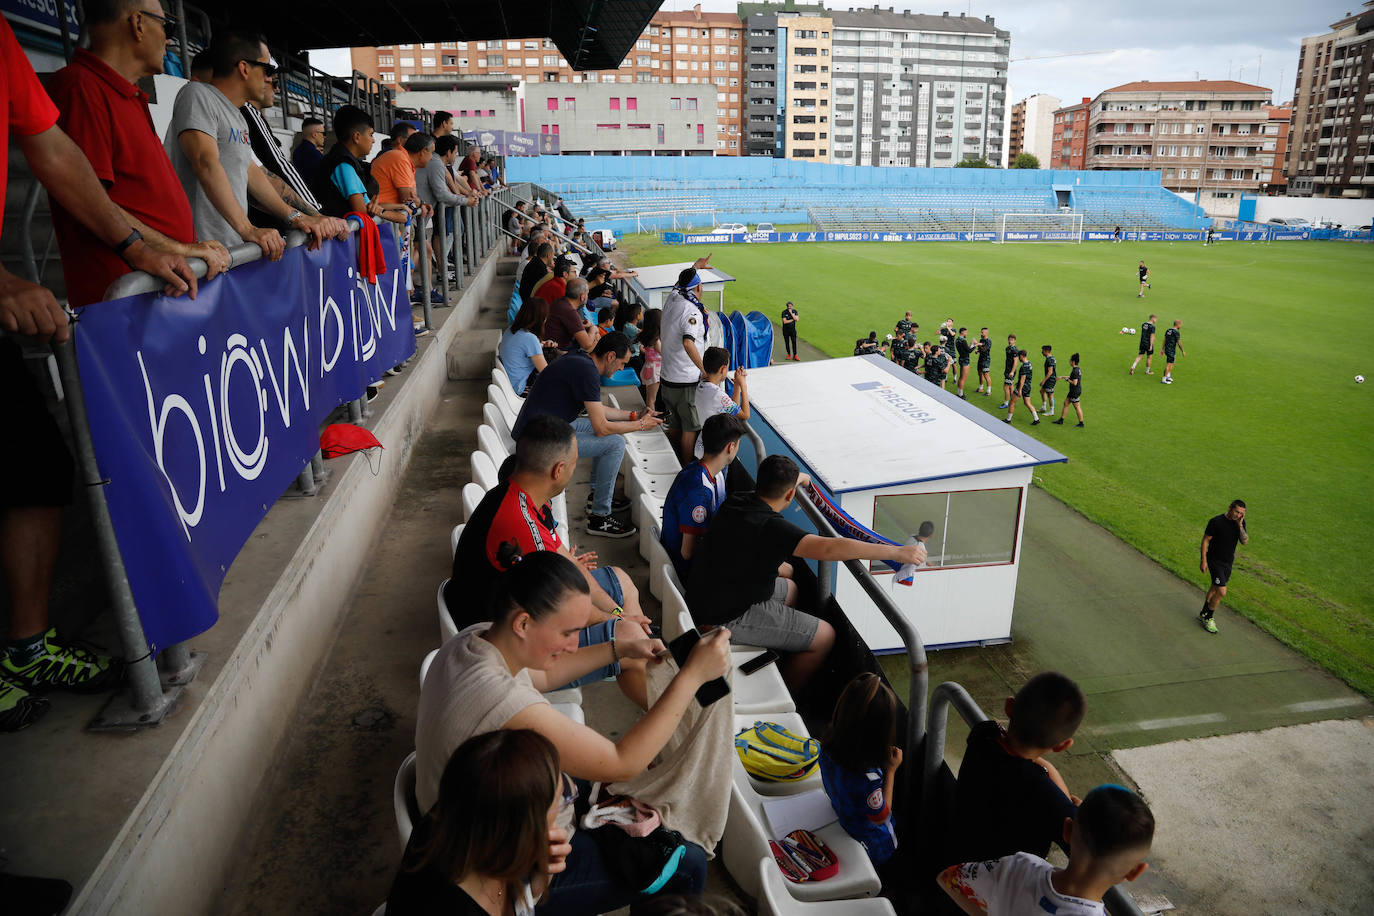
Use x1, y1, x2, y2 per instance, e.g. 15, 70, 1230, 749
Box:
220, 0, 664, 71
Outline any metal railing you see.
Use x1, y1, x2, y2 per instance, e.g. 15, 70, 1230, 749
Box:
923, 682, 1147, 916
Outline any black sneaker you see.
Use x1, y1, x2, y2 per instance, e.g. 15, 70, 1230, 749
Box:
586, 514, 636, 539
0, 670, 50, 733
1052, 418, 1065, 425
1075, 422, 1084, 428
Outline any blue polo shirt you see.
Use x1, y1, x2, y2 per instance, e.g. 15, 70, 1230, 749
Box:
819, 748, 897, 865
661, 460, 726, 580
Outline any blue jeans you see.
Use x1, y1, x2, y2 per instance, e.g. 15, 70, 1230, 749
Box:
539, 828, 708, 915
555, 620, 622, 690
571, 418, 625, 517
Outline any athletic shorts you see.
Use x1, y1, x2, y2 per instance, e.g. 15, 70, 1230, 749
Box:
1207, 560, 1232, 588
720, 577, 819, 653
1018, 380, 1032, 397
978, 360, 991, 372
554, 619, 624, 690
659, 381, 702, 432
1004, 374, 1017, 386
1138, 344, 1153, 356
1067, 391, 1081, 403
1, 341, 74, 509
1041, 378, 1056, 391
958, 357, 971, 367
1163, 349, 1177, 362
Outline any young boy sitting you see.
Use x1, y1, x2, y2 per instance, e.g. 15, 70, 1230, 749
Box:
951, 672, 1087, 864
937, 784, 1154, 915
590, 306, 615, 341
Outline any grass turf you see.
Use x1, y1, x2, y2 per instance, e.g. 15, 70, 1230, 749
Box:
619, 234, 1374, 696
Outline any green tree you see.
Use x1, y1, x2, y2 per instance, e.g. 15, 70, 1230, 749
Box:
1012, 152, 1041, 169
956, 157, 992, 168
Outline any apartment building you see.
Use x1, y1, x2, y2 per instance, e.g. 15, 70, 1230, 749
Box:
350, 5, 744, 154
1050, 98, 1090, 169
1263, 104, 1292, 193
740, 2, 830, 157
1009, 93, 1060, 165
1053, 81, 1275, 206
1286, 2, 1374, 197
828, 9, 1010, 168
525, 84, 721, 156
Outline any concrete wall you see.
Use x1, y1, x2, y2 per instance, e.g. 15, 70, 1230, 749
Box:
524, 83, 721, 154
397, 88, 521, 134
1239, 195, 1374, 226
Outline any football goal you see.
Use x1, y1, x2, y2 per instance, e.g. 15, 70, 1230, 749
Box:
996, 212, 1084, 243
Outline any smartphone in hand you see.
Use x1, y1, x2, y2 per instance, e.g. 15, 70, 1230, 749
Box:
665, 628, 731, 707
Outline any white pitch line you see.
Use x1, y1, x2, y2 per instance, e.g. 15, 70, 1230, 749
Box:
1135, 713, 1228, 731
1284, 697, 1368, 713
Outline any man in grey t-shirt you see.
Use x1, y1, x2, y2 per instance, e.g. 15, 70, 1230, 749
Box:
165, 31, 345, 258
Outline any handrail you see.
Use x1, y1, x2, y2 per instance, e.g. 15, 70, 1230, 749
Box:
923, 682, 1147, 916
495, 191, 597, 259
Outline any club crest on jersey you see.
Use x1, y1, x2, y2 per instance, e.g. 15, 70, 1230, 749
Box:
691, 505, 707, 523
867, 788, 884, 809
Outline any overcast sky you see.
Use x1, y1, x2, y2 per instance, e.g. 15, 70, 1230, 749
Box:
309, 0, 1360, 105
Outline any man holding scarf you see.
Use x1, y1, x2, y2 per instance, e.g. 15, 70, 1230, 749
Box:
660, 265, 710, 464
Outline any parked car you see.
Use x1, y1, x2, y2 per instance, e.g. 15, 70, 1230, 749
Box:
755, 222, 776, 233
590, 227, 617, 251
712, 222, 748, 234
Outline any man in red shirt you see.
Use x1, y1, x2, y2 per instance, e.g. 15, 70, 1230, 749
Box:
1, 15, 200, 732
47, 0, 232, 306
535, 256, 579, 306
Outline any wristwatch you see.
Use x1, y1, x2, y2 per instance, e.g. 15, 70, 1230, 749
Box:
285, 208, 304, 224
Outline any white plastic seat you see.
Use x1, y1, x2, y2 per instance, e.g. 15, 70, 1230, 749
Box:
471, 451, 499, 492
438, 578, 457, 643
478, 424, 510, 464
625, 429, 675, 453
486, 384, 519, 426
734, 712, 820, 797
730, 650, 797, 717
420, 649, 438, 688
627, 464, 677, 505
449, 523, 464, 555
637, 495, 665, 562
492, 366, 520, 405
393, 751, 420, 854
626, 446, 683, 476
721, 759, 880, 902
551, 702, 586, 725
603, 391, 620, 410
551, 491, 569, 532
660, 575, 693, 642
461, 483, 484, 522
757, 857, 896, 916
483, 402, 516, 450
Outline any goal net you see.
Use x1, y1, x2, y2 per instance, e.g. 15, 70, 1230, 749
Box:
997, 212, 1084, 243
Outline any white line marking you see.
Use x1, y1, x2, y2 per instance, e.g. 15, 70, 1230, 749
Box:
1284, 697, 1367, 713
1135, 713, 1228, 730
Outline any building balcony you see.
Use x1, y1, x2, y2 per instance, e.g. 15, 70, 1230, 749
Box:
1088, 153, 1155, 164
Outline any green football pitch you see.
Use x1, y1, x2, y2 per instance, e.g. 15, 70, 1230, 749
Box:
619, 234, 1374, 696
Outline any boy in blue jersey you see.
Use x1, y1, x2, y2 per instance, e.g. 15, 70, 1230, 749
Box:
819, 673, 902, 866
660, 413, 748, 581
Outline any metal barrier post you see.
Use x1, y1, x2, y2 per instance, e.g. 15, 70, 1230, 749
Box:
435, 204, 451, 303
416, 211, 433, 329
52, 341, 188, 729
173, 0, 191, 77
464, 198, 478, 272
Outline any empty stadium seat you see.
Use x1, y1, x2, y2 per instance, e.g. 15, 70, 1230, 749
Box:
420, 649, 437, 688
730, 651, 796, 717
486, 384, 520, 425
461, 483, 484, 522
471, 451, 499, 492
628, 465, 676, 505
492, 367, 520, 406
393, 752, 420, 854
477, 424, 510, 464
449, 523, 463, 555
438, 579, 457, 644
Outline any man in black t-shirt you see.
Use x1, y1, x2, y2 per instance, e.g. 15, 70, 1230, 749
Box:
1052, 353, 1084, 427
686, 455, 923, 689
923, 343, 950, 388
895, 311, 914, 338
975, 327, 993, 396
780, 301, 799, 360
1004, 350, 1039, 425
1038, 345, 1058, 416
999, 333, 1019, 408
1161, 319, 1185, 384
1137, 260, 1151, 297
952, 672, 1085, 866
955, 327, 973, 399
1198, 500, 1248, 634
902, 332, 921, 373
1129, 313, 1157, 376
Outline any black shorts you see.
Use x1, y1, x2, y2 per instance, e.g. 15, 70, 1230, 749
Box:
1, 341, 74, 508
1163, 349, 1177, 362
1067, 389, 1081, 403
958, 357, 971, 367
1041, 379, 1056, 391
1207, 560, 1233, 588
1138, 345, 1153, 356
1004, 374, 1016, 386
978, 360, 990, 372
1018, 380, 1032, 397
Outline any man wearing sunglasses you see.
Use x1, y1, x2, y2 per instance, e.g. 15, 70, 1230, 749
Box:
165, 30, 347, 260
45, 0, 227, 307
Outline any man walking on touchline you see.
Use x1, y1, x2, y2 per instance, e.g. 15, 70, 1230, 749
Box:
1198, 500, 1249, 634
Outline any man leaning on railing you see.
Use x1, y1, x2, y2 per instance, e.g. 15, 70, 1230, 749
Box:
1, 14, 206, 734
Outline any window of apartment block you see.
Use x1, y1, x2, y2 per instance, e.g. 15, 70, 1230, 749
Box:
564, 97, 575, 110
596, 124, 621, 130
400, 57, 414, 66
506, 41, 520, 50
524, 57, 538, 66
610, 97, 621, 110
675, 43, 688, 54
398, 44, 413, 49
675, 27, 688, 37
670, 97, 681, 109
524, 41, 538, 49
687, 98, 698, 110
381, 72, 394, 82
698, 124, 705, 143
420, 57, 435, 67
637, 39, 651, 50
379, 56, 393, 65
543, 55, 557, 66
658, 124, 665, 143
488, 55, 503, 66
443, 56, 457, 66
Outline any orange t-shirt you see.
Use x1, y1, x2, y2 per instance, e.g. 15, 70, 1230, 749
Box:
371, 149, 415, 205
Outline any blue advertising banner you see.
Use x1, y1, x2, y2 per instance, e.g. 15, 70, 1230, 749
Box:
505, 132, 541, 156
74, 228, 414, 651
661, 226, 1368, 246
2, 0, 80, 39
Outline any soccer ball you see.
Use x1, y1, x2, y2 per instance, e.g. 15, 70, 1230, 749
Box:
1120, 326, 1130, 334
1129, 328, 1137, 335
1358, 375, 1366, 384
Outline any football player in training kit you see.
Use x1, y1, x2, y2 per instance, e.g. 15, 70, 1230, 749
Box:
955, 327, 973, 399
1129, 313, 1157, 376
1004, 350, 1039, 425
1052, 353, 1084, 427
902, 332, 921, 373
998, 333, 1019, 408
924, 341, 951, 390
1038, 345, 1058, 417
1161, 319, 1185, 384
1137, 260, 1151, 297
895, 311, 914, 339
974, 328, 993, 396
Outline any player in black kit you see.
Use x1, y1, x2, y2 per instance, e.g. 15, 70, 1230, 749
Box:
1137, 260, 1151, 297
975, 327, 992, 395
1129, 313, 1157, 376
1038, 344, 1058, 416
955, 327, 973, 399
1052, 353, 1084, 427
998, 333, 1019, 409
1198, 500, 1249, 634
1003, 349, 1039, 425
1161, 319, 1185, 384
